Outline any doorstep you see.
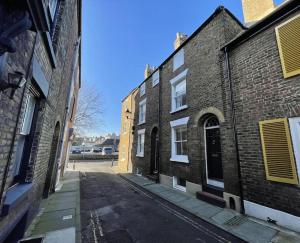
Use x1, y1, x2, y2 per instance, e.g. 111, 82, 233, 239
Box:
23, 171, 81, 243
119, 173, 300, 243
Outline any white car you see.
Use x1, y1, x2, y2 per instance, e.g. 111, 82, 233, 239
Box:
102, 147, 113, 155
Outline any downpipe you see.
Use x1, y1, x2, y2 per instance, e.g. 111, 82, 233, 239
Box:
224, 47, 245, 214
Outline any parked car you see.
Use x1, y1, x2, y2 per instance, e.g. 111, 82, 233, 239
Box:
71, 147, 81, 154
102, 147, 113, 155
93, 147, 102, 153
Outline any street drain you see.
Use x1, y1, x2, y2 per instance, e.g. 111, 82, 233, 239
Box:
224, 216, 246, 226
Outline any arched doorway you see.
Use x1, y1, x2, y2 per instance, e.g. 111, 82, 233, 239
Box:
43, 122, 60, 198
150, 127, 159, 175
204, 116, 224, 188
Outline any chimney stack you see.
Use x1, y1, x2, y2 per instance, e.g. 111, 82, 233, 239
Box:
174, 32, 188, 50
144, 64, 155, 79
242, 0, 275, 26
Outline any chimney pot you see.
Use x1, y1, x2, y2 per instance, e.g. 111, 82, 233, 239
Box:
174, 32, 188, 50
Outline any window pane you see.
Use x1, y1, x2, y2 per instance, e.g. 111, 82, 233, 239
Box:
176, 142, 182, 155
181, 127, 187, 140
175, 128, 181, 141
182, 141, 188, 155
21, 95, 36, 135
12, 136, 26, 176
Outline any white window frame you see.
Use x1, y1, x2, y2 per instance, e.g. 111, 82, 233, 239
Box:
49, 0, 58, 20
136, 129, 145, 157
152, 70, 159, 87
21, 94, 36, 135
138, 98, 146, 125
140, 83, 146, 97
173, 48, 184, 71
289, 117, 300, 183
173, 176, 186, 192
170, 69, 188, 113
170, 117, 189, 163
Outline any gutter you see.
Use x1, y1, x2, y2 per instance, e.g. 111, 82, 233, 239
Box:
224, 47, 244, 214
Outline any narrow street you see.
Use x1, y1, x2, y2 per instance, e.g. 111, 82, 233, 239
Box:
77, 161, 244, 243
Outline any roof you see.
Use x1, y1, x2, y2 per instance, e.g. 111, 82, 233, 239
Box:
222, 0, 300, 51
121, 87, 138, 102
133, 6, 245, 90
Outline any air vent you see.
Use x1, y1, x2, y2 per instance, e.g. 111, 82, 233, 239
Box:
259, 118, 298, 184
275, 14, 300, 78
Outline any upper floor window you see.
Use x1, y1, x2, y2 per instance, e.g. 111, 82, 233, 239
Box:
275, 14, 300, 78
140, 83, 146, 97
49, 0, 59, 21
152, 70, 159, 87
173, 48, 184, 71
138, 99, 146, 124
170, 69, 188, 113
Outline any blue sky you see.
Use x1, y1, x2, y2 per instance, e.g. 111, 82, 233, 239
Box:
82, 0, 284, 136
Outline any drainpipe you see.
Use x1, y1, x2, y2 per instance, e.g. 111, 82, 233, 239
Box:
0, 33, 38, 207
157, 67, 162, 182
224, 47, 245, 214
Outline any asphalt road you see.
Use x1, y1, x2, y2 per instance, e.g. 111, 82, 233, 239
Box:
78, 161, 245, 243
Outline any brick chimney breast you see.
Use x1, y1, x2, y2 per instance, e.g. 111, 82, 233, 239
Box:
144, 64, 155, 79
242, 0, 275, 26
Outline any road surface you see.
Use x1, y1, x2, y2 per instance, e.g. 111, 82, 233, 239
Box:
76, 161, 244, 243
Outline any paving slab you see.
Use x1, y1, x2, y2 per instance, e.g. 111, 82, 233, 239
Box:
212, 209, 239, 226
194, 203, 223, 219
44, 227, 75, 243
271, 231, 300, 243
231, 220, 277, 243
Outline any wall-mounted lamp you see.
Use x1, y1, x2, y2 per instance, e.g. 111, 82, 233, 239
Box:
0, 71, 26, 99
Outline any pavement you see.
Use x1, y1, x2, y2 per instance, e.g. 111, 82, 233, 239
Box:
120, 173, 300, 243
23, 170, 81, 243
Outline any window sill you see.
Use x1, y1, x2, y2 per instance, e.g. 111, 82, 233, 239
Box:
152, 82, 159, 88
138, 121, 146, 126
42, 32, 57, 68
170, 105, 188, 114
170, 155, 189, 163
1, 183, 33, 217
136, 153, 144, 157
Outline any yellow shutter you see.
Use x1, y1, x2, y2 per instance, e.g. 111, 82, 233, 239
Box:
275, 14, 300, 78
259, 118, 298, 184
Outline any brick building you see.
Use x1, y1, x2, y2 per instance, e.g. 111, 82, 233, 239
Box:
0, 0, 81, 241
128, 7, 245, 211
118, 88, 138, 173
120, 0, 300, 232
222, 0, 300, 232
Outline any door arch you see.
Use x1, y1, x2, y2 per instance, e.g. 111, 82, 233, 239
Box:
43, 122, 60, 198
204, 116, 224, 188
150, 127, 159, 175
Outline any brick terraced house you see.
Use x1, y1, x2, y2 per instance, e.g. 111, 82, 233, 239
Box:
0, 0, 81, 241
119, 0, 300, 232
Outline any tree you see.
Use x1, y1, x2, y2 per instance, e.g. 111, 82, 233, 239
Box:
74, 85, 103, 136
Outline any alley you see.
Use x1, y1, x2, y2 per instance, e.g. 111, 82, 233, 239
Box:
77, 161, 244, 243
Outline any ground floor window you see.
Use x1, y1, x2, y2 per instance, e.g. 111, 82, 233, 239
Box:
170, 117, 189, 163
137, 129, 145, 157
173, 176, 186, 192
12, 93, 39, 184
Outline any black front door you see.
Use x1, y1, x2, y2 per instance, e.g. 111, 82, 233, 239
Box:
206, 127, 223, 182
